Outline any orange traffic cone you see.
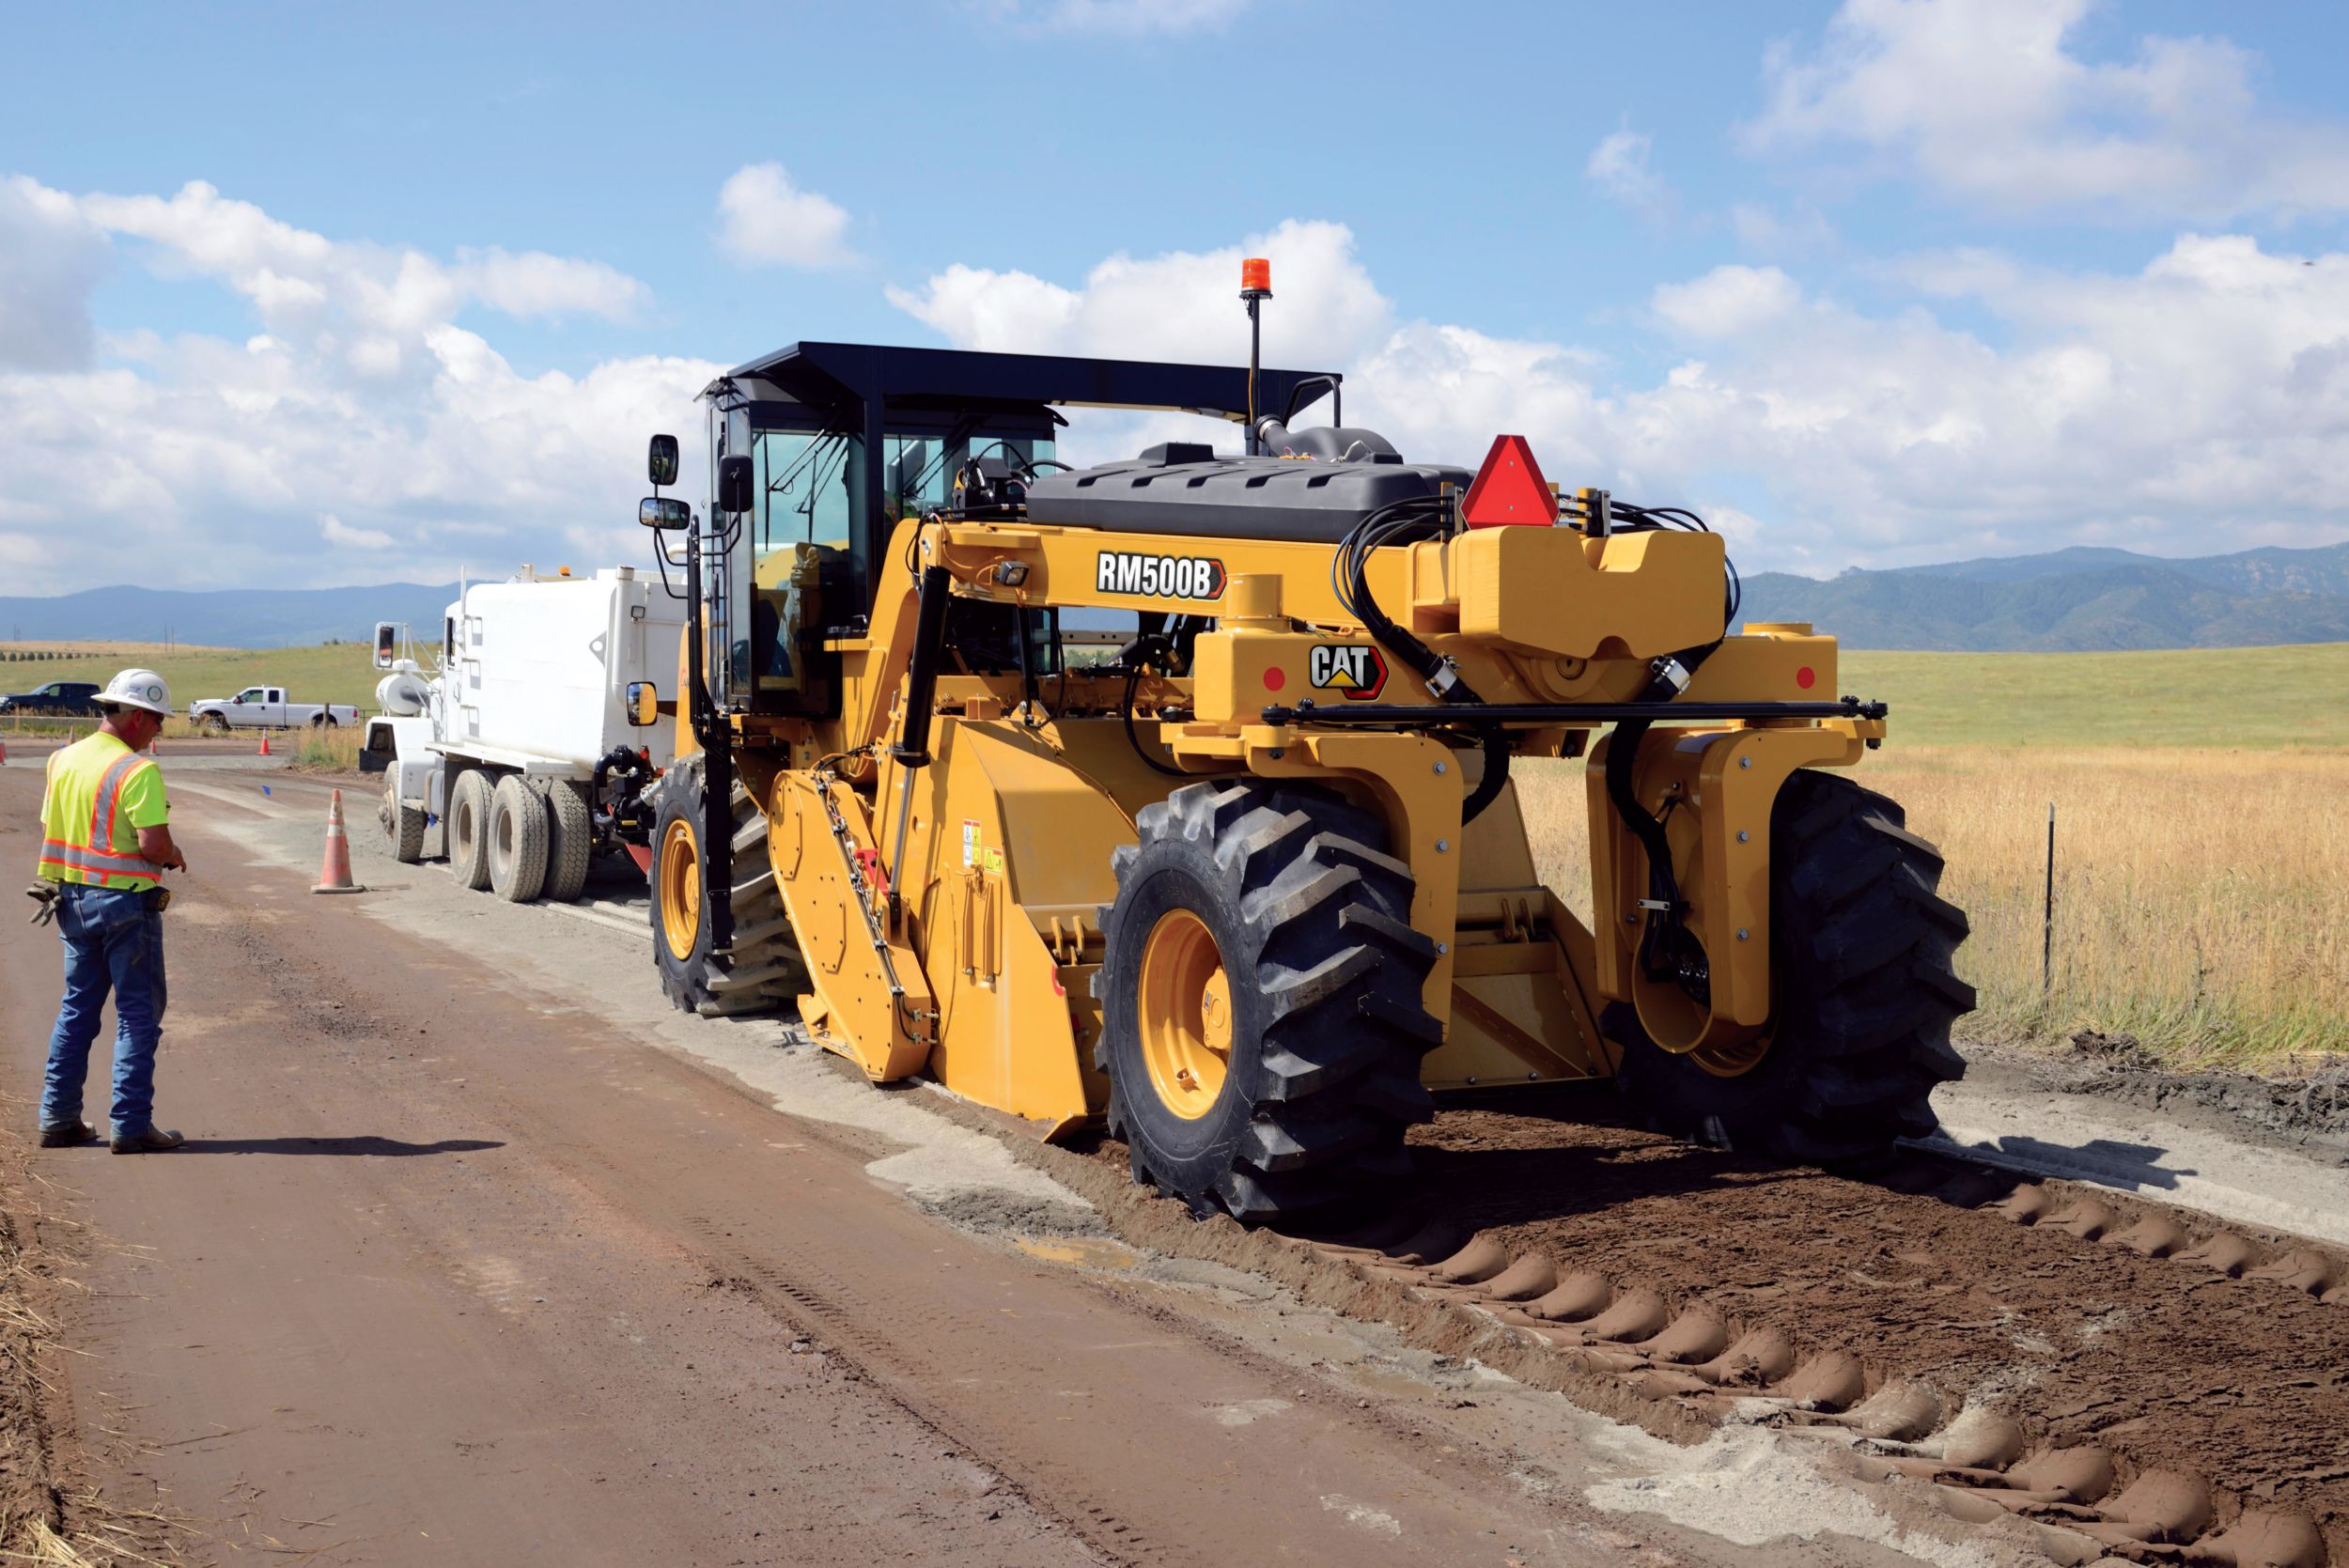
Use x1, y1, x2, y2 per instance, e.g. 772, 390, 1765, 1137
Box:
0, 737, 8, 766
257, 732, 272, 757
311, 788, 365, 894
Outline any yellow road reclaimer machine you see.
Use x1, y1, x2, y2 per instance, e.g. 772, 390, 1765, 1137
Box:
632, 263, 1971, 1220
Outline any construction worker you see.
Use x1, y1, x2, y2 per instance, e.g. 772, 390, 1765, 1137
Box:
30, 670, 187, 1153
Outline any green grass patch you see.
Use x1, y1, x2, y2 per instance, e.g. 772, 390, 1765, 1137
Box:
1841, 643, 2349, 750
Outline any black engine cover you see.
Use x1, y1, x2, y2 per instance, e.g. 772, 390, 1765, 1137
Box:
1026, 453, 1472, 544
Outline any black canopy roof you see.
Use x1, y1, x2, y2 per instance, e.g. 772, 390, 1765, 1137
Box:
708, 341, 1339, 424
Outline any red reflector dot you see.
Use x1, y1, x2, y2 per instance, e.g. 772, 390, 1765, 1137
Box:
1795, 666, 1816, 690
1264, 666, 1286, 691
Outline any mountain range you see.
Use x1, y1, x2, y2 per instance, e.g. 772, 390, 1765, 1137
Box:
1, 540, 2344, 652
0, 582, 461, 650
1736, 541, 2349, 650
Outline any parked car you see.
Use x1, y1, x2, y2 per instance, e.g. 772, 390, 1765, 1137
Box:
0, 680, 104, 717
187, 686, 362, 732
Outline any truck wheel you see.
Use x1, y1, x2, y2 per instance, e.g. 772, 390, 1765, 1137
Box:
543, 781, 593, 903
309, 713, 336, 729
1093, 781, 1441, 1223
198, 713, 229, 737
488, 774, 550, 902
648, 754, 801, 1017
381, 770, 427, 865
1615, 769, 1974, 1168
448, 768, 495, 891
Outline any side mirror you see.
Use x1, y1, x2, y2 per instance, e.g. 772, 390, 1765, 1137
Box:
717, 453, 755, 517
373, 621, 398, 671
626, 681, 659, 727
648, 434, 679, 488
640, 496, 692, 530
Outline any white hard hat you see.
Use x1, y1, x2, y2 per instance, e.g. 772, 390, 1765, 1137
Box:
99, 668, 173, 717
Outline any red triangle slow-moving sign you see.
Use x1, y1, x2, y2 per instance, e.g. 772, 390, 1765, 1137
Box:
1460, 434, 1557, 527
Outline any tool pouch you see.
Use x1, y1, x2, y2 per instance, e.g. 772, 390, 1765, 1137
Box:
143, 885, 172, 916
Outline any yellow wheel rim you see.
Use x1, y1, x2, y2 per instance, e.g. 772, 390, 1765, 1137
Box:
1137, 909, 1233, 1121
1690, 1033, 1773, 1078
659, 816, 702, 962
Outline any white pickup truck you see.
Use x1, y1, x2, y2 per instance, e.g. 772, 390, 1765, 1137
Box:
188, 686, 362, 732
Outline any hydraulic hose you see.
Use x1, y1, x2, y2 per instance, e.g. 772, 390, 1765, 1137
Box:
1334, 498, 1511, 822
1459, 725, 1510, 824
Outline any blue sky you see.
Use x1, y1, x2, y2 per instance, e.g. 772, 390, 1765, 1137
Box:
5, 0, 2348, 593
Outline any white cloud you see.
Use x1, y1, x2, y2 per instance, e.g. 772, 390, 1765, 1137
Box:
452, 248, 649, 320
1651, 265, 1802, 338
888, 219, 1389, 367
1585, 128, 1672, 215
319, 513, 395, 551
0, 177, 714, 595
890, 225, 2349, 572
0, 176, 110, 370
715, 163, 855, 270
1742, 0, 2349, 220
70, 179, 648, 340
976, 0, 1247, 33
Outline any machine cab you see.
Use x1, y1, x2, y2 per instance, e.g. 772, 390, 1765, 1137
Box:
700, 349, 1059, 717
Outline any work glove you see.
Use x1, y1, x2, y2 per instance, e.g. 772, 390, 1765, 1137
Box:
24, 884, 58, 927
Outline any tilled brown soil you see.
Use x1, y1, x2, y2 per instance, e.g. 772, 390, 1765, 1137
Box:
1420, 1103, 2346, 1482
1085, 1092, 2349, 1564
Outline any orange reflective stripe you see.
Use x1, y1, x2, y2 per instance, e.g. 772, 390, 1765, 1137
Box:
91, 753, 148, 853
42, 838, 153, 873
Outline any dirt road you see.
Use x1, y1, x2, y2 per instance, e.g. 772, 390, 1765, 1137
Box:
0, 756, 1818, 1567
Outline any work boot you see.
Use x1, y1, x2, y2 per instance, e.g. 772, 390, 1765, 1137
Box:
38, 1121, 97, 1148
110, 1126, 185, 1155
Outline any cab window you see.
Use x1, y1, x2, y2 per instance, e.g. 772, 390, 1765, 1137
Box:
751, 428, 857, 552
885, 433, 1055, 522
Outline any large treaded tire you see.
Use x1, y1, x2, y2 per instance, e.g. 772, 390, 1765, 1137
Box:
1093, 781, 1440, 1223
1617, 769, 1973, 1166
448, 768, 493, 891
381, 770, 427, 864
647, 755, 801, 1017
489, 774, 550, 903
542, 780, 593, 903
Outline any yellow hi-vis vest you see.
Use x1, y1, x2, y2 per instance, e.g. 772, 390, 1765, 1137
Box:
38, 733, 168, 893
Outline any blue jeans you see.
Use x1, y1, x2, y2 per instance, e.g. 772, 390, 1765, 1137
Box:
40, 884, 168, 1136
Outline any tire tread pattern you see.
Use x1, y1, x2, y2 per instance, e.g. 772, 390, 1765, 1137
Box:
650, 755, 801, 1017
488, 773, 549, 903
1620, 768, 1974, 1167
543, 780, 593, 903
448, 768, 494, 891
1094, 781, 1440, 1222
381, 772, 428, 864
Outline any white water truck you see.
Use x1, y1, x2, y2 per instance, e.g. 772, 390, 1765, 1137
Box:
363, 566, 687, 902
